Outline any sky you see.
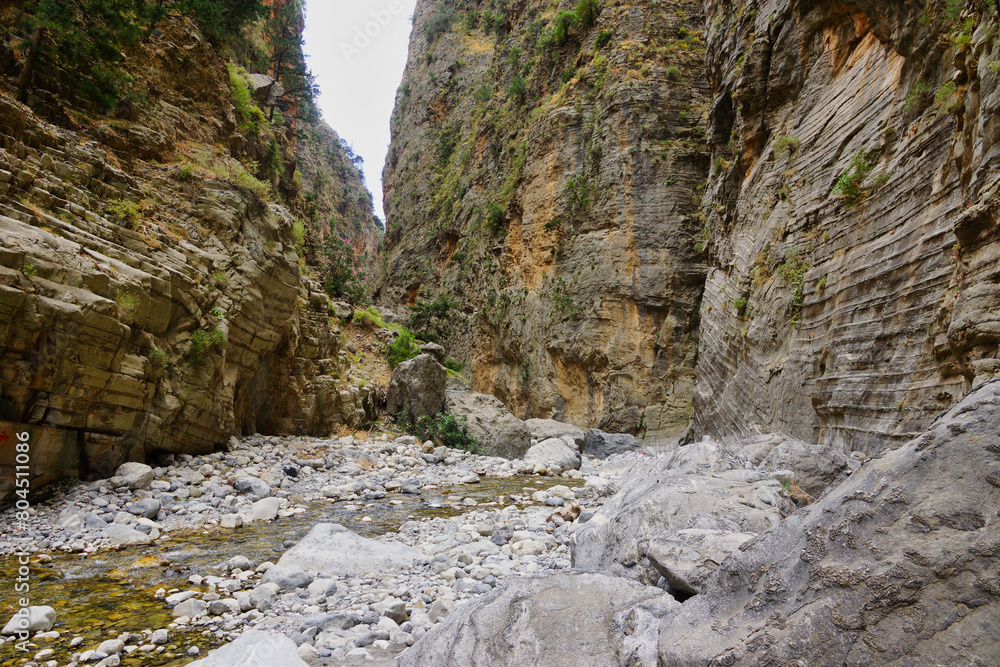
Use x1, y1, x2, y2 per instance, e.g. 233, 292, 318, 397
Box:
302, 0, 419, 221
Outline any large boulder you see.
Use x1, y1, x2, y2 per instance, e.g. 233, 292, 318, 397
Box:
276, 524, 424, 576
524, 438, 581, 470
657, 381, 1000, 666
397, 573, 678, 667
582, 429, 642, 459
445, 389, 531, 459
387, 354, 447, 423
2, 606, 55, 635
110, 462, 154, 490
571, 441, 793, 595
758, 438, 853, 498
187, 630, 307, 667
525, 418, 586, 449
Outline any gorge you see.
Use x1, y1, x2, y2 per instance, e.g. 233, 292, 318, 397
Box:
1, 0, 999, 665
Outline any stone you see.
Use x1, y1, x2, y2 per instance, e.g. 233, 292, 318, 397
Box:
96, 639, 125, 655
208, 599, 240, 616
150, 629, 169, 645
233, 476, 271, 499
172, 598, 206, 619
249, 497, 280, 521
307, 578, 339, 598
525, 419, 586, 448
582, 430, 642, 459
420, 342, 446, 363
112, 463, 154, 490
101, 523, 153, 547
220, 514, 244, 529
657, 380, 1000, 666
2, 606, 56, 634
572, 441, 793, 589
276, 524, 424, 576
261, 565, 314, 592
372, 596, 407, 624
757, 437, 852, 497
444, 389, 532, 459
187, 630, 307, 667
127, 498, 160, 519
398, 573, 677, 666
249, 585, 278, 612
524, 438, 581, 470
57, 507, 86, 530
387, 353, 447, 423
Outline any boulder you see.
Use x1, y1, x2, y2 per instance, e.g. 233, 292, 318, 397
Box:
127, 498, 160, 519
233, 476, 272, 499
758, 438, 852, 497
387, 354, 447, 423
445, 389, 531, 459
582, 429, 642, 459
276, 524, 424, 576
571, 441, 793, 591
57, 507, 85, 530
101, 523, 153, 547
398, 573, 678, 666
525, 419, 585, 449
248, 497, 280, 521
261, 564, 314, 592
2, 606, 56, 635
187, 630, 307, 667
657, 380, 1000, 666
245, 73, 285, 106
524, 438, 581, 470
110, 462, 154, 490
420, 342, 446, 363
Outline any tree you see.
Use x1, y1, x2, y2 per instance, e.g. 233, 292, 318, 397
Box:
263, 0, 318, 120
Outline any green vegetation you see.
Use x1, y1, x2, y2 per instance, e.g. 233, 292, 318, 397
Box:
508, 74, 527, 102
575, 0, 600, 30
553, 10, 578, 46
107, 199, 141, 228
228, 63, 268, 136
210, 272, 228, 289
474, 85, 493, 103
903, 81, 932, 112
177, 164, 196, 181
595, 30, 613, 49
409, 293, 457, 343
833, 149, 880, 206
387, 329, 420, 369
665, 65, 681, 80
425, 7, 457, 41
115, 291, 139, 324
189, 326, 227, 364
485, 202, 507, 234
935, 81, 960, 113
733, 297, 748, 313
318, 235, 375, 305
147, 349, 169, 367
773, 136, 800, 159
780, 249, 810, 323
399, 411, 479, 453
21, 263, 38, 276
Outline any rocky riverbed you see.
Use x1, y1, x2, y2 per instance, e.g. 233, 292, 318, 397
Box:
0, 430, 631, 666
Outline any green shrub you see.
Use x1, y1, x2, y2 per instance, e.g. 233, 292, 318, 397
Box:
474, 85, 493, 103
425, 7, 457, 41
553, 10, 578, 45
508, 74, 527, 102
190, 326, 226, 364
387, 329, 420, 368
400, 411, 479, 453
107, 199, 141, 228
834, 149, 879, 206
210, 272, 228, 289
318, 235, 375, 305
147, 349, 169, 367
444, 358, 465, 373
595, 30, 612, 49
576, 0, 600, 29
116, 291, 139, 323
177, 164, 196, 181
21, 263, 38, 276
292, 221, 306, 253
227, 63, 268, 136
934, 81, 960, 113
665, 65, 681, 80
733, 297, 747, 313
485, 202, 506, 234
779, 249, 809, 308
773, 135, 800, 159
410, 293, 456, 343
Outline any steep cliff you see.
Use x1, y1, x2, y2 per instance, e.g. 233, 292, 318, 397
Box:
0, 6, 381, 500
382, 0, 711, 437
689, 0, 1000, 452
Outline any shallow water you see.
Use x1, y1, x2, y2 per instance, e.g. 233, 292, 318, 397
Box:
0, 476, 580, 666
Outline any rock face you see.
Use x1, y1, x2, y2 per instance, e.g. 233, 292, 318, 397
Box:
275, 524, 424, 576
0, 14, 380, 502
657, 380, 1000, 666
187, 630, 307, 667
398, 572, 677, 667
525, 419, 585, 449
524, 438, 581, 471
688, 0, 1000, 452
444, 387, 531, 459
581, 429, 643, 459
386, 353, 447, 422
380, 0, 710, 437
571, 441, 794, 593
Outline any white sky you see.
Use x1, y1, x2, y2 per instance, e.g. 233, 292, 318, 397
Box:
303, 0, 418, 221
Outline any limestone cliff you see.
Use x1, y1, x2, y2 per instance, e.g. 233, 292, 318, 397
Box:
689, 0, 1000, 452
381, 0, 711, 437
0, 9, 381, 501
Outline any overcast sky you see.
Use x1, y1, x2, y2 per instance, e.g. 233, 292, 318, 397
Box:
303, 0, 418, 221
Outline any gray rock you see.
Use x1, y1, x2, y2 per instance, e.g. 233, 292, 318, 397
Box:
757, 437, 852, 497
84, 512, 108, 530
101, 523, 153, 547
96, 639, 124, 655
261, 564, 314, 592
372, 596, 407, 624
220, 514, 244, 529
398, 573, 677, 666
524, 438, 581, 470
525, 419, 586, 448
571, 441, 793, 588
187, 630, 307, 667
444, 389, 531, 459
208, 599, 240, 616
57, 507, 86, 530
276, 524, 424, 576
249, 497, 280, 521
172, 598, 206, 619
330, 301, 353, 320
420, 342, 446, 363
299, 612, 361, 632
1, 606, 56, 634
249, 585, 278, 612
127, 498, 160, 519
111, 462, 154, 490
657, 380, 1000, 666
306, 578, 339, 598
233, 476, 271, 499
150, 629, 169, 644
582, 429, 642, 459
387, 353, 447, 422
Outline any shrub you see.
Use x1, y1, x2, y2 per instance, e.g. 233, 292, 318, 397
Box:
147, 349, 169, 367
508, 74, 527, 102
934, 81, 960, 113
474, 85, 493, 103
177, 164, 196, 181
773, 135, 800, 159
292, 221, 306, 253
387, 329, 420, 368
576, 0, 600, 29
595, 30, 612, 49
553, 10, 578, 45
780, 249, 809, 307
485, 202, 506, 234
318, 235, 375, 305
116, 291, 139, 324
733, 297, 748, 313
409, 293, 456, 343
400, 411, 479, 453
425, 7, 457, 41
210, 272, 228, 289
833, 149, 879, 206
665, 65, 681, 80
107, 199, 141, 228
444, 358, 465, 373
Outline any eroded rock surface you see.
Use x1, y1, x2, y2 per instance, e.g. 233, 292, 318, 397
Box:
444, 387, 531, 459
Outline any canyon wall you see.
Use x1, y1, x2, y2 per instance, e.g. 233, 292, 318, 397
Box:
0, 12, 381, 500
381, 0, 711, 437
